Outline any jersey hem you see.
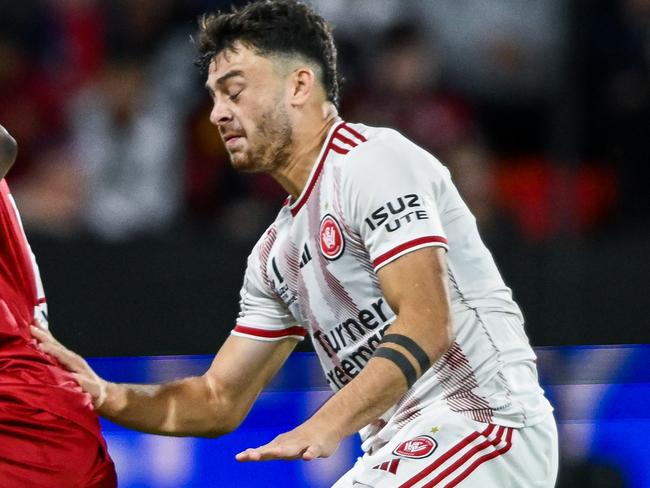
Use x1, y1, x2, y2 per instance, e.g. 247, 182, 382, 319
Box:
231, 324, 307, 341
230, 330, 306, 342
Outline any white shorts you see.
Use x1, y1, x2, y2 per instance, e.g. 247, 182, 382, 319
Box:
332, 404, 558, 488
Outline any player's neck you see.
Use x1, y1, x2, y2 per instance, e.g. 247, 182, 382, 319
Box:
270, 103, 338, 199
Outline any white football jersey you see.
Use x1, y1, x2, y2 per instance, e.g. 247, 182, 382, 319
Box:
232, 121, 552, 450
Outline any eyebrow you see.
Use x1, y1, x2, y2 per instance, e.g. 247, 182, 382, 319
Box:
205, 69, 245, 94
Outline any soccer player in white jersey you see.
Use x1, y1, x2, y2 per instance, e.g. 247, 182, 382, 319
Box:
33, 1, 559, 486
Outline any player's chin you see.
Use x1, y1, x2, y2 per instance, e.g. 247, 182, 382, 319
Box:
228, 153, 247, 170
229, 153, 263, 173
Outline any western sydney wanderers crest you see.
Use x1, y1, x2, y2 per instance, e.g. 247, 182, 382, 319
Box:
319, 214, 345, 260
393, 435, 438, 459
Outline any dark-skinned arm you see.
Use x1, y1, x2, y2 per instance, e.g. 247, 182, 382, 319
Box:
0, 124, 18, 179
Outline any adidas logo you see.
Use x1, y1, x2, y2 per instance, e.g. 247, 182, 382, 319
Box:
372, 458, 400, 475
299, 243, 312, 268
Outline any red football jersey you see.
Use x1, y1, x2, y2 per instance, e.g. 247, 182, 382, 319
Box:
0, 179, 102, 439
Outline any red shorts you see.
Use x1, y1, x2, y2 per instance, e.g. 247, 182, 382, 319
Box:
0, 400, 117, 488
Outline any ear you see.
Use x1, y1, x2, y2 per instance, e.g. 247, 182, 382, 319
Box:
288, 67, 317, 107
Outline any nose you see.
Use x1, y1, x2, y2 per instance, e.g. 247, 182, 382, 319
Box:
209, 97, 233, 127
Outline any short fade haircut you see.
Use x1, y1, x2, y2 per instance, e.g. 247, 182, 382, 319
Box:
196, 0, 341, 108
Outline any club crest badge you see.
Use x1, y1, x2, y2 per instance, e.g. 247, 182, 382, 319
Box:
393, 435, 438, 459
319, 214, 345, 260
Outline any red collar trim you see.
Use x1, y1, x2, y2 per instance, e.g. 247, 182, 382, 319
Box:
288, 121, 346, 216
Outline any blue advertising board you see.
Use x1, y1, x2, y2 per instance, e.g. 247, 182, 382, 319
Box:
90, 345, 650, 487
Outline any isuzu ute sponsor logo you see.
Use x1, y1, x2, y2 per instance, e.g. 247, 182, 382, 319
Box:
393, 435, 438, 459
320, 214, 345, 259
364, 194, 429, 233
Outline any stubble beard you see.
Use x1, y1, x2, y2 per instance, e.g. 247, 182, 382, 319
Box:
229, 98, 293, 174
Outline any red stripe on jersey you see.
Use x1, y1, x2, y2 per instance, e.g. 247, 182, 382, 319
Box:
421, 426, 505, 488
341, 123, 367, 142
373, 236, 448, 269
400, 424, 495, 488
445, 428, 513, 488
332, 131, 358, 148
289, 121, 346, 216
328, 142, 349, 155
388, 458, 401, 474
233, 324, 307, 339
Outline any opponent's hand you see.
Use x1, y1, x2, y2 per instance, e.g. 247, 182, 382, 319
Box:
235, 421, 343, 462
30, 325, 108, 409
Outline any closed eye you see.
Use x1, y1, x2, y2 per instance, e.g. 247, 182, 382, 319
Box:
229, 89, 243, 102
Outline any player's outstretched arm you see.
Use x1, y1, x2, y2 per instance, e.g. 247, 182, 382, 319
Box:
31, 325, 297, 437
0, 124, 18, 179
237, 247, 453, 462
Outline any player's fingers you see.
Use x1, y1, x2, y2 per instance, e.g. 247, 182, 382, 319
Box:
38, 341, 84, 372
32, 318, 47, 330
237, 442, 304, 462
29, 326, 105, 409
72, 375, 96, 394
302, 444, 321, 461
72, 373, 106, 407
235, 448, 262, 462
31, 327, 90, 374
30, 325, 63, 347
263, 442, 307, 460
30, 325, 52, 342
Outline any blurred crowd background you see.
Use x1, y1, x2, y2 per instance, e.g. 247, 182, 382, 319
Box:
1, 1, 649, 486
1, 0, 648, 349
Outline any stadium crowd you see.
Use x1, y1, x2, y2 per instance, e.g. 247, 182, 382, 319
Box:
2, 0, 647, 245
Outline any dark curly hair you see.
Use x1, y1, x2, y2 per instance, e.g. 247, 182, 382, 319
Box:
195, 0, 340, 108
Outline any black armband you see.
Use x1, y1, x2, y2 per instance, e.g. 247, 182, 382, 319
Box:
381, 334, 431, 374
373, 347, 417, 388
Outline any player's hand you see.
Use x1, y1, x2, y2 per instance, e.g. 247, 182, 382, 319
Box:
235, 421, 343, 462
30, 325, 108, 409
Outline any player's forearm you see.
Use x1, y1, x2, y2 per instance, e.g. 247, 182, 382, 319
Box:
100, 376, 240, 437
0, 125, 18, 178
310, 313, 453, 439
311, 354, 409, 439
